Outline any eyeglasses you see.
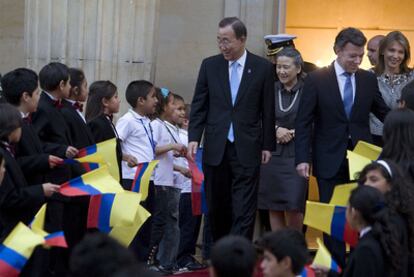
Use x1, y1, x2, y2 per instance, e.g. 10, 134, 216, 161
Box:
217, 38, 235, 47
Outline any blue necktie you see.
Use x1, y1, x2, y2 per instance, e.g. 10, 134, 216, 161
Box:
227, 61, 240, 142
343, 72, 353, 119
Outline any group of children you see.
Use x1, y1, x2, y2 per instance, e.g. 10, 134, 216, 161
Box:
0, 62, 206, 276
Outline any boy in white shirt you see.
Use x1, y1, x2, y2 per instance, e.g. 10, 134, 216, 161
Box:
115, 80, 158, 261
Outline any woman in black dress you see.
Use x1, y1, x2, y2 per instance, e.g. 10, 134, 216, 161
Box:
258, 47, 307, 231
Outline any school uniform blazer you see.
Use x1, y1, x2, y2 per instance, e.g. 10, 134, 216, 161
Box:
0, 147, 45, 239
87, 114, 122, 180
60, 100, 95, 149
189, 51, 275, 167
32, 92, 73, 146
342, 232, 387, 277
295, 64, 390, 179
31, 92, 72, 184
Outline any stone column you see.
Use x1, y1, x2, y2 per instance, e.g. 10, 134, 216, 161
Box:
25, 0, 160, 114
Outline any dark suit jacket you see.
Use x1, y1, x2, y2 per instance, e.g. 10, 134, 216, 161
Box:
189, 51, 275, 167
295, 64, 389, 179
87, 114, 122, 180
60, 99, 95, 149
0, 147, 45, 240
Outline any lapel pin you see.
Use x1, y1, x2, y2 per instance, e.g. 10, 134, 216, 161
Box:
247, 69, 251, 74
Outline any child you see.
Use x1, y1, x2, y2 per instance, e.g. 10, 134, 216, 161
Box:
358, 160, 414, 276
115, 80, 157, 261
32, 62, 79, 183
314, 186, 402, 277
115, 80, 157, 189
174, 97, 205, 271
0, 103, 59, 239
0, 68, 64, 185
399, 80, 414, 110
86, 80, 123, 182
61, 68, 95, 149
147, 88, 186, 274
257, 229, 309, 277
209, 235, 256, 277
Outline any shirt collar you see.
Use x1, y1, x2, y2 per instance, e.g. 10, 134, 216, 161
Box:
334, 59, 354, 77
359, 226, 372, 238
229, 49, 247, 68
65, 99, 76, 105
129, 109, 148, 121
164, 120, 178, 131
20, 111, 30, 118
43, 90, 58, 101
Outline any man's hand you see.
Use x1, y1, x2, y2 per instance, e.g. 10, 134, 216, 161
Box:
187, 141, 198, 162
296, 162, 310, 179
48, 155, 63, 168
42, 183, 60, 197
261, 150, 271, 164
123, 154, 138, 168
65, 146, 79, 158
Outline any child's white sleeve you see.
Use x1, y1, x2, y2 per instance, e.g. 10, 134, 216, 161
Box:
115, 117, 129, 142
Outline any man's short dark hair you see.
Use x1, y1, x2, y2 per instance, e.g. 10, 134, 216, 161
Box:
1, 68, 38, 105
69, 233, 137, 277
334, 27, 367, 52
210, 235, 256, 277
39, 62, 70, 91
257, 229, 309, 275
218, 17, 247, 39
125, 80, 154, 108
401, 80, 414, 111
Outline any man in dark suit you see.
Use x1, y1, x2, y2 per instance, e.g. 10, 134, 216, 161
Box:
295, 27, 389, 267
188, 17, 275, 241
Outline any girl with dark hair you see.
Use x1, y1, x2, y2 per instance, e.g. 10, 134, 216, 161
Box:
0, 103, 59, 239
370, 31, 414, 146
86, 80, 123, 181
358, 159, 414, 276
381, 108, 414, 181
314, 185, 402, 277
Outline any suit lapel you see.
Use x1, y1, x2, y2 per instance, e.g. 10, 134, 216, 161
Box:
218, 57, 232, 106
234, 51, 253, 106
328, 64, 348, 119
351, 70, 364, 119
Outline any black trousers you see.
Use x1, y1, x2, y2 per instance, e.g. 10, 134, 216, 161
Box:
317, 157, 350, 269
203, 141, 259, 241
177, 193, 202, 266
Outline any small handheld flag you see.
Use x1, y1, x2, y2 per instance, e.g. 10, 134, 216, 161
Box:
131, 161, 159, 201
304, 201, 358, 246
312, 238, 342, 273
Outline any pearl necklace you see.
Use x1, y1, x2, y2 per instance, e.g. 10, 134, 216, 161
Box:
278, 88, 300, 113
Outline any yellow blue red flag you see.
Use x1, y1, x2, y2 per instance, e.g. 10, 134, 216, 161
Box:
59, 166, 124, 196
131, 161, 159, 201
0, 222, 44, 276
312, 238, 342, 273
304, 201, 358, 246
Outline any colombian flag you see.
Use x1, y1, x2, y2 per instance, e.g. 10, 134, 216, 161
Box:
304, 201, 358, 246
329, 183, 358, 206
300, 265, 316, 277
59, 166, 124, 196
109, 204, 151, 246
87, 192, 142, 233
312, 238, 342, 273
0, 223, 44, 276
347, 140, 382, 180
75, 138, 119, 180
189, 148, 207, 215
131, 161, 159, 201
30, 204, 68, 248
